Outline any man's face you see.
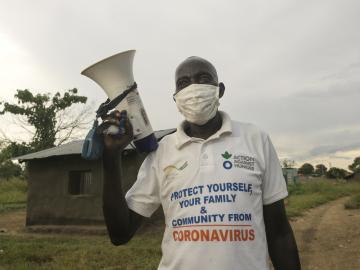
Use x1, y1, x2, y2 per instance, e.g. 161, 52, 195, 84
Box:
174, 57, 219, 94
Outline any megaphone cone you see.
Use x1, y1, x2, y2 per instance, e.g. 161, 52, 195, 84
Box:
81, 50, 135, 100
81, 50, 158, 153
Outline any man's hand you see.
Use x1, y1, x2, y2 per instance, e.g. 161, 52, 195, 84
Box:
97, 110, 134, 156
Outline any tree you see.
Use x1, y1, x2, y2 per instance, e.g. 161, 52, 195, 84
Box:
0, 160, 22, 180
0, 141, 29, 180
0, 89, 89, 152
0, 142, 31, 161
298, 163, 314, 176
282, 159, 296, 168
315, 164, 327, 176
348, 157, 360, 173
326, 167, 348, 179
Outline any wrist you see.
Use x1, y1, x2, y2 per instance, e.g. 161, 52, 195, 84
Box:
103, 147, 122, 163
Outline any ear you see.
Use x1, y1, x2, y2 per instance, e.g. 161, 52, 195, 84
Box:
219, 82, 225, 98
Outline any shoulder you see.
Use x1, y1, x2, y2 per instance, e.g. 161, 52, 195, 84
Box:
147, 131, 178, 161
157, 131, 177, 148
230, 120, 269, 143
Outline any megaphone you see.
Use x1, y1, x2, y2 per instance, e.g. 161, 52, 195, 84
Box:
81, 50, 158, 155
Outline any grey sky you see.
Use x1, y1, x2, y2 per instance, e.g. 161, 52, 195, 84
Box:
0, 0, 359, 169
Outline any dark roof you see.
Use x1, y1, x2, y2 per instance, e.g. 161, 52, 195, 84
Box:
13, 129, 176, 162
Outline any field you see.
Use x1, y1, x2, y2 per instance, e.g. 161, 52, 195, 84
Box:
286, 178, 360, 217
0, 178, 360, 269
0, 178, 27, 213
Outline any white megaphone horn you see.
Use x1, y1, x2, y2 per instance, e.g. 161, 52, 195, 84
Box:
81, 50, 158, 153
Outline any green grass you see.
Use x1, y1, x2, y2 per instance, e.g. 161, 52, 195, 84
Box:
286, 178, 360, 217
0, 178, 162, 269
0, 178, 27, 213
344, 193, 360, 209
0, 231, 163, 270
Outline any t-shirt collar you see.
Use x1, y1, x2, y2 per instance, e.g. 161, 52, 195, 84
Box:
175, 111, 233, 149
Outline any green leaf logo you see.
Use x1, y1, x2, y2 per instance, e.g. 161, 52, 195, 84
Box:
222, 151, 232, 159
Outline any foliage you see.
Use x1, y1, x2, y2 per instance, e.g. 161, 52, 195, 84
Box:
314, 164, 327, 176
0, 89, 88, 152
282, 159, 296, 168
286, 179, 360, 217
348, 156, 360, 173
298, 163, 314, 176
344, 194, 360, 209
0, 141, 31, 180
326, 167, 348, 179
0, 177, 27, 212
0, 160, 22, 180
0, 142, 31, 162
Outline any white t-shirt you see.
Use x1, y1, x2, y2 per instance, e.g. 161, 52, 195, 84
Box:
126, 111, 288, 270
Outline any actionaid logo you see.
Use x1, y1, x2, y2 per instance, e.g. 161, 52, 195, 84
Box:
221, 151, 256, 171
221, 151, 233, 170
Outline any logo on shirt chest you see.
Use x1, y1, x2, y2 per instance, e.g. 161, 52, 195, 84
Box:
163, 161, 188, 178
221, 151, 255, 171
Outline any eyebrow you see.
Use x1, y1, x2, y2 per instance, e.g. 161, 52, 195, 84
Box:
176, 71, 214, 82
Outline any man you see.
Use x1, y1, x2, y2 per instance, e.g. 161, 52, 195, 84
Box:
101, 56, 301, 269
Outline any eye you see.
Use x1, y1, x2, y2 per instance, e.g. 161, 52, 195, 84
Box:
198, 74, 212, 84
176, 79, 190, 89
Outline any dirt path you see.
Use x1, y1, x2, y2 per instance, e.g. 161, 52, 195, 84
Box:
0, 210, 26, 234
290, 197, 360, 270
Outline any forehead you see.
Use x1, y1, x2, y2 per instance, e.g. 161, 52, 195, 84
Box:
175, 57, 218, 82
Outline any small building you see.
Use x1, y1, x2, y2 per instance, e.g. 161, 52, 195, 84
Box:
344, 172, 360, 181
14, 129, 175, 226
282, 168, 298, 184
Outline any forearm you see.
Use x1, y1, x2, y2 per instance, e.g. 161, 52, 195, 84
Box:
267, 222, 301, 270
102, 150, 137, 244
264, 200, 301, 270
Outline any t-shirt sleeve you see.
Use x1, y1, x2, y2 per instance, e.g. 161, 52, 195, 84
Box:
261, 134, 288, 205
125, 152, 161, 218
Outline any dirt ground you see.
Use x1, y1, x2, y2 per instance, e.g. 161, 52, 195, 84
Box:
0, 210, 25, 234
1, 197, 360, 269
290, 197, 360, 270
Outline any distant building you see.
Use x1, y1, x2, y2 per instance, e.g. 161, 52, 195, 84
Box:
282, 168, 298, 184
14, 129, 175, 226
344, 172, 360, 181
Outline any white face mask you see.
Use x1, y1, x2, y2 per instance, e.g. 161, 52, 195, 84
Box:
174, 84, 220, 125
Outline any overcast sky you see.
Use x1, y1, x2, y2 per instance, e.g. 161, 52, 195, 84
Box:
0, 0, 359, 169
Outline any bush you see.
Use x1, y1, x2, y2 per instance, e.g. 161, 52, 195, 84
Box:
344, 194, 360, 209
0, 177, 27, 212
286, 178, 360, 217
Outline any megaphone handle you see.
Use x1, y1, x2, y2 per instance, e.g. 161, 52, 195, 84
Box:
96, 82, 137, 118
118, 111, 127, 135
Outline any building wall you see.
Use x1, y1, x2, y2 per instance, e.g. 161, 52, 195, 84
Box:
26, 151, 147, 226
349, 172, 360, 181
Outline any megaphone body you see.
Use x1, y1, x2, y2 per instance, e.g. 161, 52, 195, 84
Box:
81, 50, 158, 153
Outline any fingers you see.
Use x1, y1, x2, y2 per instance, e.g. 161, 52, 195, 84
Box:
97, 119, 120, 135
123, 116, 134, 139
98, 110, 124, 133
97, 109, 133, 139
100, 109, 124, 120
